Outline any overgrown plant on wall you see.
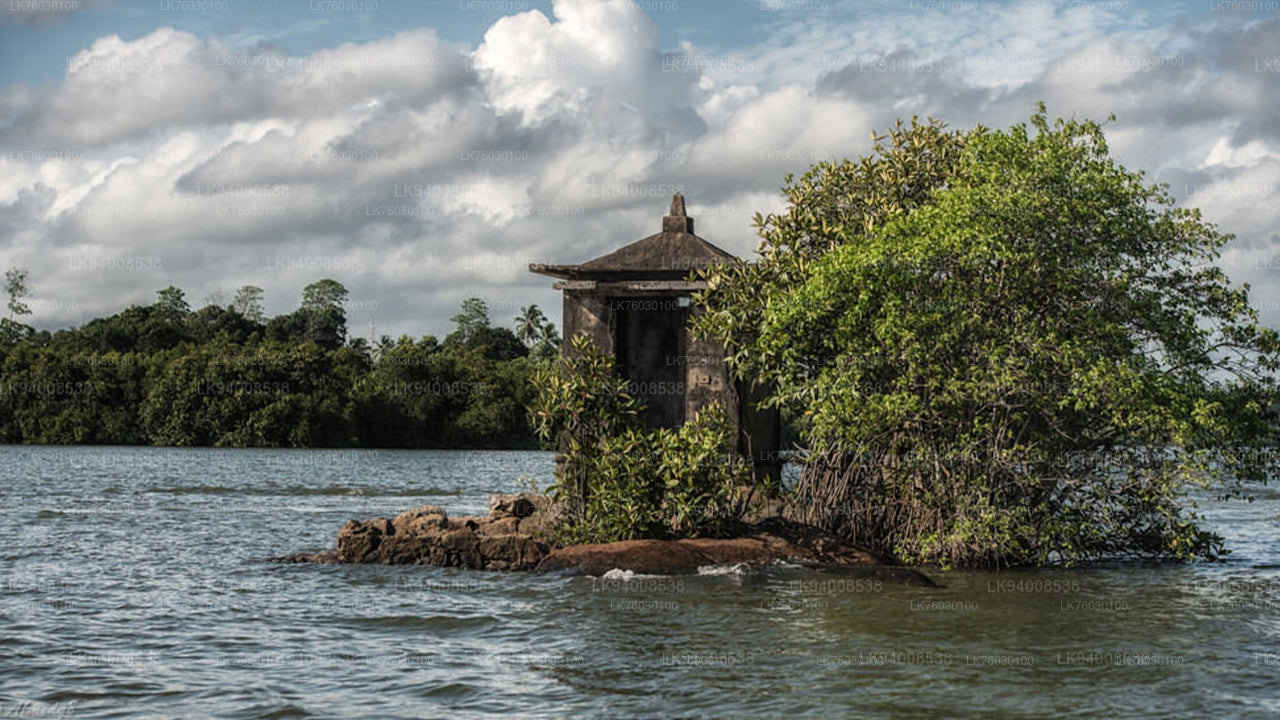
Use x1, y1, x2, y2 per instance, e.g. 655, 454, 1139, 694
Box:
529, 335, 757, 544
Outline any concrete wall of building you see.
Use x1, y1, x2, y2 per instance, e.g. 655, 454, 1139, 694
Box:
683, 304, 735, 429
563, 291, 613, 356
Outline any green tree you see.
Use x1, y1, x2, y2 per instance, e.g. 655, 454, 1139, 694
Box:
0, 279, 546, 450
289, 278, 348, 350
451, 297, 490, 344
154, 286, 190, 321
5, 267, 32, 319
515, 305, 547, 345
233, 285, 265, 323
696, 106, 1280, 568
514, 304, 560, 362
301, 278, 348, 314
533, 321, 562, 362
1, 267, 35, 344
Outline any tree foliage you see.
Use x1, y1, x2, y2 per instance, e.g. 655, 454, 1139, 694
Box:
695, 106, 1280, 567
5, 268, 32, 319
514, 304, 562, 362
529, 336, 756, 543
0, 288, 552, 449
233, 285, 265, 323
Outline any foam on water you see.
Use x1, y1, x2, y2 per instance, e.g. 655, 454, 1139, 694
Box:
600, 568, 665, 581
696, 562, 753, 576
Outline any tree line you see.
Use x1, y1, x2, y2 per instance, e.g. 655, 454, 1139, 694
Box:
0, 276, 560, 448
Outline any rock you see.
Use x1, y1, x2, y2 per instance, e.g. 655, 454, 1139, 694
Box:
536, 520, 887, 575
449, 516, 483, 532
292, 502, 927, 580
330, 508, 549, 570
476, 516, 522, 537
390, 509, 446, 539
536, 539, 720, 575
480, 534, 554, 571
337, 518, 387, 563
488, 492, 541, 520
393, 506, 449, 536
268, 550, 339, 564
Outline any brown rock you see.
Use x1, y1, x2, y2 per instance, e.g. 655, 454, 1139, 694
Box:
515, 512, 551, 539
302, 504, 905, 579
536, 521, 887, 575
537, 539, 718, 575
337, 518, 387, 563
488, 492, 540, 520
268, 551, 339, 564
393, 506, 449, 536
479, 534, 549, 571
476, 516, 521, 537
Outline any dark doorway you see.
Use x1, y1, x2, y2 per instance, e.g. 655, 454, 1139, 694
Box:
614, 297, 688, 428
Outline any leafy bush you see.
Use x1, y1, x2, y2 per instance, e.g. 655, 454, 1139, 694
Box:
696, 106, 1280, 568
529, 335, 756, 544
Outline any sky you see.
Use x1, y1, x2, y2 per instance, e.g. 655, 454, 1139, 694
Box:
1, 0, 1278, 341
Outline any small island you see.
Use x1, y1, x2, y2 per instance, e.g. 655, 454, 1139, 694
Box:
278, 109, 1279, 578
276, 195, 930, 581
276, 492, 935, 580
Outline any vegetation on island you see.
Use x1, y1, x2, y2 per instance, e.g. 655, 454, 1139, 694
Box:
529, 336, 758, 544
0, 278, 559, 448
691, 105, 1280, 568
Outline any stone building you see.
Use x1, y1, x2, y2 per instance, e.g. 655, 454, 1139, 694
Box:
530, 193, 779, 480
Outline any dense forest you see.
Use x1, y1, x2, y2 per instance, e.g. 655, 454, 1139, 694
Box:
0, 274, 559, 448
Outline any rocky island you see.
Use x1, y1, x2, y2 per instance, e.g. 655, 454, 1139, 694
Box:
274, 493, 937, 586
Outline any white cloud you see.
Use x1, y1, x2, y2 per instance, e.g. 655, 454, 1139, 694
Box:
0, 0, 1278, 336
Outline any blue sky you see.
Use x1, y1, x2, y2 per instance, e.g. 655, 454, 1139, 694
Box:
1, 0, 1278, 337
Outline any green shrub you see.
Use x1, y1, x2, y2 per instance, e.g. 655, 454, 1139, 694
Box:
695, 107, 1280, 568
529, 335, 756, 544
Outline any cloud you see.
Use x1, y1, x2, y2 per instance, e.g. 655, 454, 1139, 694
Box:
2, 27, 472, 148
0, 0, 1278, 336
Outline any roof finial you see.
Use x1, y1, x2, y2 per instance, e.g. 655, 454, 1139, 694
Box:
670, 192, 686, 217
663, 192, 693, 233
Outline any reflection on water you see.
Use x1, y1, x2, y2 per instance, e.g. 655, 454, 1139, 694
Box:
1, 446, 1278, 719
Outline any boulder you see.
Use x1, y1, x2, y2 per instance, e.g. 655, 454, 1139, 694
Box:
479, 534, 548, 571
328, 505, 549, 570
536, 520, 889, 576
536, 539, 719, 575
268, 550, 339, 564
337, 518, 388, 563
392, 506, 449, 536
476, 516, 522, 537
488, 492, 541, 520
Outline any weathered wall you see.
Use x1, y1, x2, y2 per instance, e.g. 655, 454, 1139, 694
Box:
559, 283, 778, 480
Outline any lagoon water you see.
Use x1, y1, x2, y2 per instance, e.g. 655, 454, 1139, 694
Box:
2, 446, 1280, 719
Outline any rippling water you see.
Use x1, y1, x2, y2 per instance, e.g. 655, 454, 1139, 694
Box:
2, 446, 1279, 719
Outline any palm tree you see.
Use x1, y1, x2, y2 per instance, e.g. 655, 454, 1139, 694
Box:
515, 305, 547, 346
532, 320, 561, 362
539, 321, 560, 350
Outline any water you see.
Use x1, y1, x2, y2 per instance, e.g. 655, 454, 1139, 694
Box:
2, 446, 1279, 719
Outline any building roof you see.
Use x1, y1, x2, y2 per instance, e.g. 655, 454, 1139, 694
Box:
529, 193, 738, 281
